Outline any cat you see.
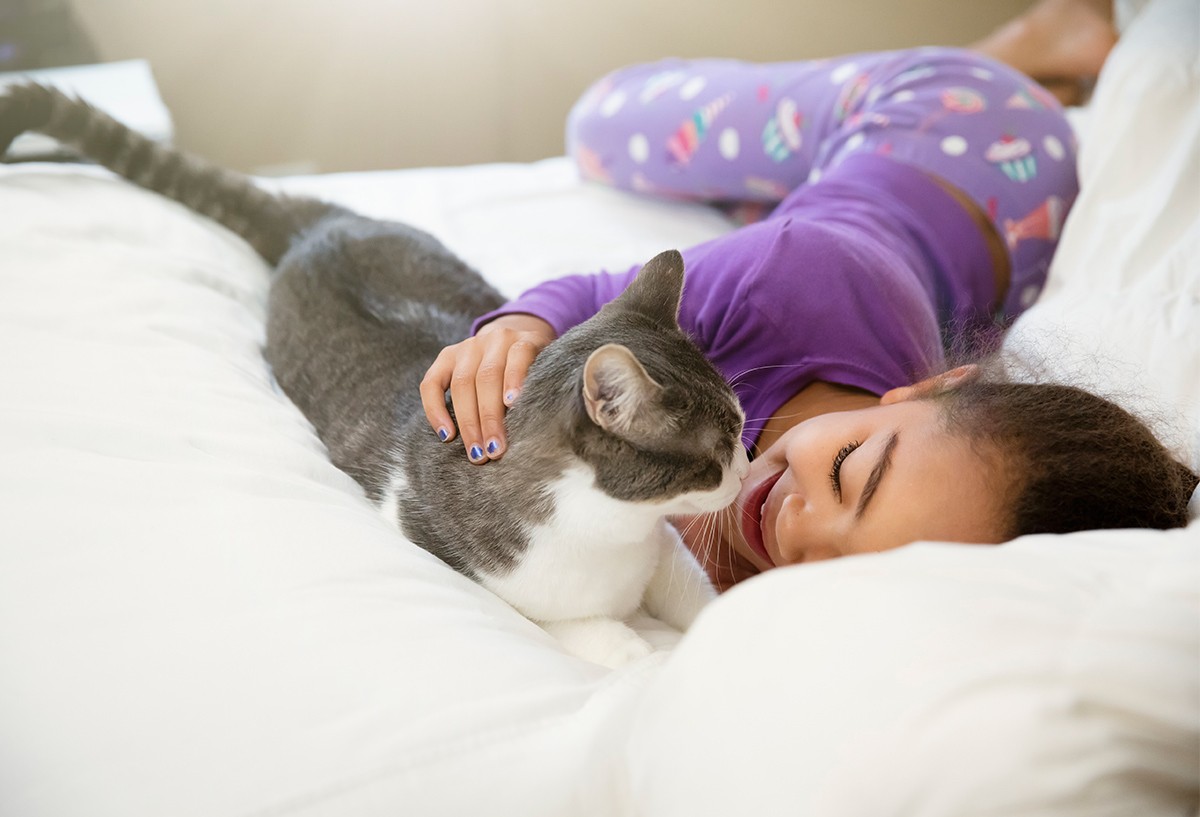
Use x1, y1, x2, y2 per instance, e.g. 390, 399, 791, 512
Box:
0, 83, 750, 667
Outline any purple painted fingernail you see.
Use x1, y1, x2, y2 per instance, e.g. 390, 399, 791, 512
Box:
504, 391, 517, 404
437, 427, 449, 441
469, 445, 484, 461
486, 439, 500, 455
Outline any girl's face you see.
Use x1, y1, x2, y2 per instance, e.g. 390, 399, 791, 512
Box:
684, 396, 1008, 583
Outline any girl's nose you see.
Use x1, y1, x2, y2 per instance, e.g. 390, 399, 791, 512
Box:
771, 491, 806, 564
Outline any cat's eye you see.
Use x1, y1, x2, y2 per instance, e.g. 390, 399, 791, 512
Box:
829, 440, 861, 502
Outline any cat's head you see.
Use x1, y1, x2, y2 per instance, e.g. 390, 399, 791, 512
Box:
513, 250, 749, 514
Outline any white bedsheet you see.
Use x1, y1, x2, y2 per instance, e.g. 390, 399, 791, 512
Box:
1, 1, 1196, 815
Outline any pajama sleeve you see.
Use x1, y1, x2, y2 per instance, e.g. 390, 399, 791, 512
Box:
471, 265, 640, 338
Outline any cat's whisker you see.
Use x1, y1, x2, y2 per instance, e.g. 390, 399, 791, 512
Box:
675, 512, 720, 591
741, 407, 820, 427
726, 362, 812, 390
691, 511, 727, 591
696, 514, 717, 570
721, 515, 737, 588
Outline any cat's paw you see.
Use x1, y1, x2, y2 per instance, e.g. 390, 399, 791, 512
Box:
540, 617, 655, 669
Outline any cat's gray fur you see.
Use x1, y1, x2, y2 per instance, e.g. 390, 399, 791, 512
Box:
1, 84, 749, 665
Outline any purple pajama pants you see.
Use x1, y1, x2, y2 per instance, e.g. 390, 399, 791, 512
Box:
566, 48, 1079, 318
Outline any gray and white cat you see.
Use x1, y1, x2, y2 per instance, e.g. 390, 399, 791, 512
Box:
0, 84, 749, 666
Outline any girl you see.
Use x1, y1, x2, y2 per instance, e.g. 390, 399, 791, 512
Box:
420, 0, 1196, 589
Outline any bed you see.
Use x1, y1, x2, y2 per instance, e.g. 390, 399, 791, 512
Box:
1, 0, 1196, 814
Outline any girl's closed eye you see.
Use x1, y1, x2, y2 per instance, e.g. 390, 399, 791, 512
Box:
829, 440, 861, 502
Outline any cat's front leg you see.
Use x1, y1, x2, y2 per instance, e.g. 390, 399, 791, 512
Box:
539, 617, 655, 669
642, 521, 717, 633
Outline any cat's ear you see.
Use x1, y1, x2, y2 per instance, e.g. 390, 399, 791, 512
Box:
582, 343, 666, 436
611, 249, 685, 326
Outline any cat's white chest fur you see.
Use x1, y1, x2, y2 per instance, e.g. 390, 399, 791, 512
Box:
482, 464, 665, 621
479, 462, 718, 668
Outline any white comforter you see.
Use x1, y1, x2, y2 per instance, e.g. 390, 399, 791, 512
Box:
0, 1, 1196, 815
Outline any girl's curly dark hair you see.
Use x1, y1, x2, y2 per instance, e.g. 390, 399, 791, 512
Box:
934, 379, 1197, 537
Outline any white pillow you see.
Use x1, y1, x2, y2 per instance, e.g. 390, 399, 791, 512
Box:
630, 533, 1199, 817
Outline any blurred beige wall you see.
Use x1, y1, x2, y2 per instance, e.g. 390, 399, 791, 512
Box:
69, 0, 1032, 174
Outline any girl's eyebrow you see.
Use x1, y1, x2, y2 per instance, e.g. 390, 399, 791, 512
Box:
856, 430, 900, 520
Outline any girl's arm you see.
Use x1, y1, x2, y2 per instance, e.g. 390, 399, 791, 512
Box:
420, 265, 640, 464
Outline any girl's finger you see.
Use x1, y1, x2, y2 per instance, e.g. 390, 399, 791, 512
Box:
419, 347, 459, 443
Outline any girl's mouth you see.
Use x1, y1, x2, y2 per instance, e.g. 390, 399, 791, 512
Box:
740, 469, 784, 567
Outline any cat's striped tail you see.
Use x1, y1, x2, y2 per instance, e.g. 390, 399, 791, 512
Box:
0, 82, 336, 265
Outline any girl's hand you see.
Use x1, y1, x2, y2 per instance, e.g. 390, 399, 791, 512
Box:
420, 314, 556, 463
